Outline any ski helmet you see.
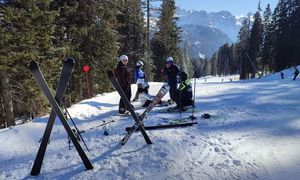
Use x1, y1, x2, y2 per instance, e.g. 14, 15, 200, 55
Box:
119, 54, 128, 62
136, 60, 144, 67
166, 57, 173, 63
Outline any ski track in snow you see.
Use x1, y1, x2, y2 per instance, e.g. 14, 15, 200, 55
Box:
1, 68, 300, 179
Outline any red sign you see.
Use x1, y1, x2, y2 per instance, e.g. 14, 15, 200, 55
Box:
83, 65, 90, 72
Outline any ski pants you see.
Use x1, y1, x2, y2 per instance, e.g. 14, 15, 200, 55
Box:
173, 91, 193, 108
169, 84, 177, 102
293, 73, 299, 80
119, 86, 132, 114
133, 84, 143, 101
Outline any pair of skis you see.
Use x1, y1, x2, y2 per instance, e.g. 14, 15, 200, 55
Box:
107, 71, 197, 146
123, 83, 170, 134
29, 59, 93, 176
128, 122, 197, 131
107, 71, 152, 145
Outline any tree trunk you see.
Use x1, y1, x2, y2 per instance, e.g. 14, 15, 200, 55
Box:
0, 71, 15, 127
0, 88, 5, 128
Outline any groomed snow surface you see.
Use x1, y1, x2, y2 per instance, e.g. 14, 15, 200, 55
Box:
1, 67, 300, 180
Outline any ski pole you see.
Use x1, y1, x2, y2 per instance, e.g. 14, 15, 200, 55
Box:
63, 101, 90, 152
190, 73, 197, 120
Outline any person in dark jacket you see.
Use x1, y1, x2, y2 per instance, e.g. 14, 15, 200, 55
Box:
162, 57, 180, 102
293, 67, 299, 80
114, 54, 132, 114
173, 71, 194, 109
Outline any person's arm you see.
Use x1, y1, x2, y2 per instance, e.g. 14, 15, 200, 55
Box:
124, 66, 132, 87
175, 65, 180, 76
161, 66, 168, 82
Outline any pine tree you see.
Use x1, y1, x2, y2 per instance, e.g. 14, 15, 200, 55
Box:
117, 0, 147, 73
236, 17, 250, 80
51, 1, 119, 102
288, 0, 300, 66
273, 0, 290, 71
261, 4, 274, 74
182, 41, 193, 76
0, 0, 58, 127
209, 53, 217, 76
151, 0, 182, 80
248, 4, 263, 78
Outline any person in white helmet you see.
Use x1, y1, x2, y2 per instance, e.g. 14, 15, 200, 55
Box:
133, 60, 145, 101
162, 56, 180, 102
114, 54, 133, 114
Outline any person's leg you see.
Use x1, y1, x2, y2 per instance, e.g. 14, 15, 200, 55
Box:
169, 84, 177, 101
119, 98, 126, 114
172, 90, 180, 107
119, 87, 131, 114
124, 87, 133, 111
143, 100, 152, 107
182, 93, 193, 107
128, 87, 132, 100
133, 84, 141, 101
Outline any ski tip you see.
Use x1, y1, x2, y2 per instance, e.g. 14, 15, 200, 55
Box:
29, 61, 38, 69
65, 57, 75, 65
107, 70, 114, 77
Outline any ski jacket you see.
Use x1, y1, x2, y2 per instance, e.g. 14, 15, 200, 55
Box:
162, 64, 180, 87
135, 66, 145, 84
114, 61, 131, 89
178, 79, 192, 98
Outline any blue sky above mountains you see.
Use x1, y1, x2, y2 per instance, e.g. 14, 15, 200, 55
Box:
174, 0, 278, 16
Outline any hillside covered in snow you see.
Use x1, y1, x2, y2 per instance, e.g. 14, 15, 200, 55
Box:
1, 67, 300, 180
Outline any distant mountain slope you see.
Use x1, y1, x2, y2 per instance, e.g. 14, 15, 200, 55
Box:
175, 8, 247, 58
149, 8, 245, 58
177, 8, 244, 41
181, 24, 233, 58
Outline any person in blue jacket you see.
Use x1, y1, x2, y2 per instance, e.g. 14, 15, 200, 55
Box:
133, 60, 145, 101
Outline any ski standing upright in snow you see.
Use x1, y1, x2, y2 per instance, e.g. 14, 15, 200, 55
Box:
29, 59, 93, 176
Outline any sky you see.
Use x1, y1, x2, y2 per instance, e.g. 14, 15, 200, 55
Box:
174, 0, 279, 16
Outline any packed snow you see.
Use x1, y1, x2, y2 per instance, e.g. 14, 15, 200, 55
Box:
1, 67, 300, 179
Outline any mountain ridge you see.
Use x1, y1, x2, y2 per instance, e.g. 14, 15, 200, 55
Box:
176, 8, 246, 58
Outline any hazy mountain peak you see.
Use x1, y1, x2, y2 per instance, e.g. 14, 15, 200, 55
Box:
176, 7, 243, 41
175, 8, 242, 58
